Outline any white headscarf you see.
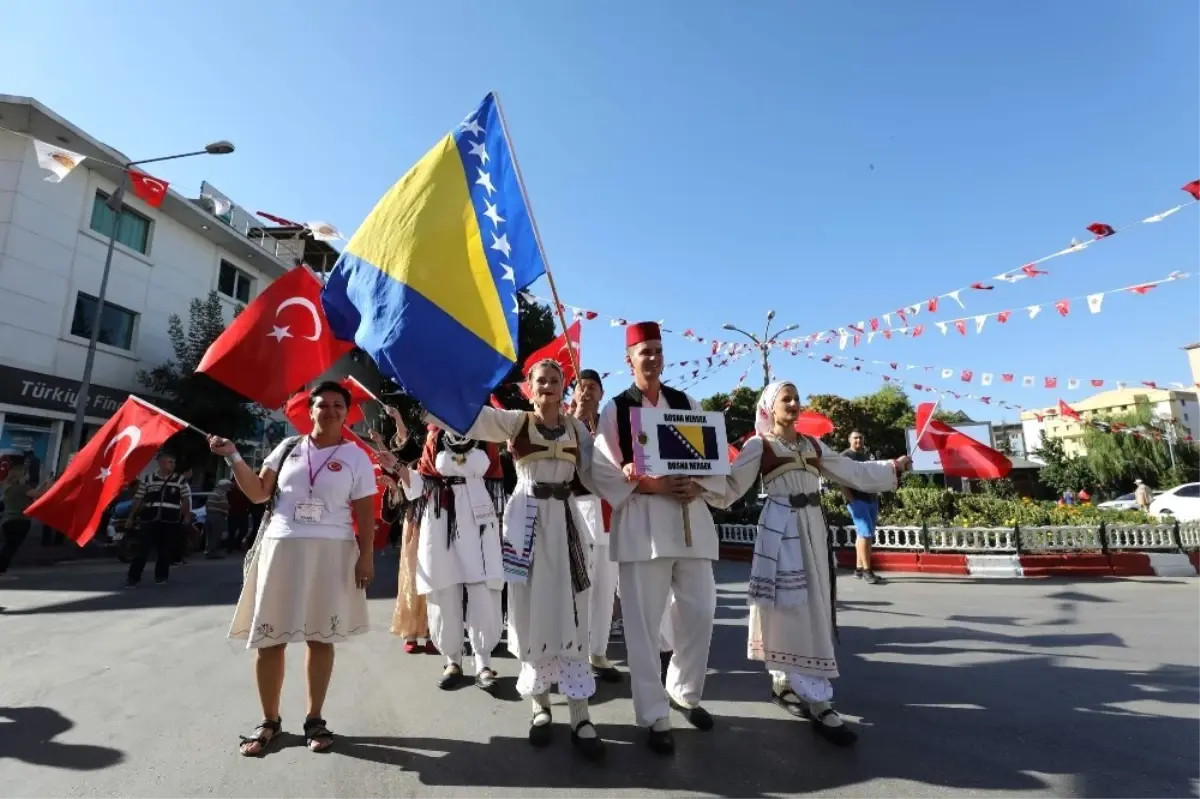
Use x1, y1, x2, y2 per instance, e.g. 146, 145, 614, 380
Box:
755, 381, 796, 438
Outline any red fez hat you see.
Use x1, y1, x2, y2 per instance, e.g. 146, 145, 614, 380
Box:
626, 321, 661, 347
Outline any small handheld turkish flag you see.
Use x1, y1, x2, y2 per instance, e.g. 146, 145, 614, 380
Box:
25, 397, 186, 545
915, 402, 1011, 479
522, 320, 582, 387
197, 266, 354, 409
284, 376, 374, 433
128, 170, 169, 207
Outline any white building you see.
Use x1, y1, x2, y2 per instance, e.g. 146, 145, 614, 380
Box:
0, 94, 301, 478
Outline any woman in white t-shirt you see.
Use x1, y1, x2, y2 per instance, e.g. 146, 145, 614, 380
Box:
208, 381, 377, 757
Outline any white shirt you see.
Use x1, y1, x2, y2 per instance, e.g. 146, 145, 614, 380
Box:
261, 437, 377, 541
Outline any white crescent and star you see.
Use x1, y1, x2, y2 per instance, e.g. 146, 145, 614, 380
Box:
98, 425, 142, 480
269, 296, 323, 343
141, 177, 166, 194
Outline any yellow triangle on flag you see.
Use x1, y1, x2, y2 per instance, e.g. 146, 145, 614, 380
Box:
676, 424, 706, 456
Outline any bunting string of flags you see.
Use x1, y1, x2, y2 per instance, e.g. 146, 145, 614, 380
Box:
804, 179, 1199, 347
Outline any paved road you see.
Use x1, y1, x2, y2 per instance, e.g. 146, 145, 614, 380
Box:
1, 554, 1197, 798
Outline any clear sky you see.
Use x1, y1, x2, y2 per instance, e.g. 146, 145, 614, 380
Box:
4, 0, 1197, 424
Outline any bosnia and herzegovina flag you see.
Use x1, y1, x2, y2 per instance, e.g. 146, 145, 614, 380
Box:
658, 423, 721, 462
321, 93, 546, 434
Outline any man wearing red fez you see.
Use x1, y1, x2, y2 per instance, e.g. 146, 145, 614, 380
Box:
591, 321, 730, 755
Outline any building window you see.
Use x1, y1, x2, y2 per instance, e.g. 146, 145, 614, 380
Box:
89, 191, 151, 254
70, 292, 137, 351
218, 260, 253, 303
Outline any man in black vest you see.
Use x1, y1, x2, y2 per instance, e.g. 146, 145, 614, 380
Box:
124, 451, 191, 587
591, 322, 729, 755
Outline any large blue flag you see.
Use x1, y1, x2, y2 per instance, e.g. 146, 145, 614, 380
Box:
322, 93, 546, 433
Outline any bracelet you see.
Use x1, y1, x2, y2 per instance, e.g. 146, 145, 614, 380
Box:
224, 452, 244, 466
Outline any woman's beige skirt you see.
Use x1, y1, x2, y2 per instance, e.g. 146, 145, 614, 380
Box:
390, 512, 429, 639
229, 537, 369, 649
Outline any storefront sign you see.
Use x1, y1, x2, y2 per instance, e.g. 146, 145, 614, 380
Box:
0, 364, 132, 417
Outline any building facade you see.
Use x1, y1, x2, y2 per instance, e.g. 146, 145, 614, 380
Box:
1021, 386, 1200, 460
0, 94, 296, 478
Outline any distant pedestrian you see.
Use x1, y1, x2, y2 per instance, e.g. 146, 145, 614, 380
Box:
1077, 488, 1091, 505
0, 456, 50, 578
205, 479, 232, 558
1134, 479, 1153, 512
842, 431, 882, 585
124, 452, 191, 587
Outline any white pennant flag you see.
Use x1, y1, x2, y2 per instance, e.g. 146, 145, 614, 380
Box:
1116, 381, 1128, 390
839, 334, 849, 350
1087, 293, 1104, 314
882, 313, 892, 327
996, 272, 1026, 283
981, 373, 993, 386
33, 139, 87, 183
974, 315, 987, 334
936, 322, 948, 336
306, 221, 345, 241
1022, 376, 1035, 387
1143, 206, 1182, 223
941, 368, 954, 379
1067, 378, 1080, 390
947, 289, 964, 308
867, 331, 877, 344
908, 304, 921, 316
1027, 305, 1042, 320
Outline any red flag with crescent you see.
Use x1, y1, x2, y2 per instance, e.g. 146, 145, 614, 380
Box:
197, 266, 354, 408
25, 397, 186, 545
914, 402, 1011, 480
519, 320, 582, 398
129, 170, 169, 208
283, 376, 374, 433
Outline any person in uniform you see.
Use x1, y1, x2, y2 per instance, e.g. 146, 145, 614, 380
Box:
724, 381, 909, 745
591, 321, 731, 755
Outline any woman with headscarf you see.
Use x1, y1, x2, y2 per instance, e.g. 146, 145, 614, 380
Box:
724, 381, 909, 746
392, 359, 605, 761
209, 380, 378, 756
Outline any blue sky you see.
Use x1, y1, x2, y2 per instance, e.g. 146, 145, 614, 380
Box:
3, 0, 1197, 424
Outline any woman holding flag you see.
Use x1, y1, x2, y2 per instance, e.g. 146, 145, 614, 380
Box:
723, 381, 909, 746
393, 358, 605, 761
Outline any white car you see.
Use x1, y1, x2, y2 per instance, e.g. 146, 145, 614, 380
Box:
1099, 490, 1163, 511
1149, 483, 1200, 522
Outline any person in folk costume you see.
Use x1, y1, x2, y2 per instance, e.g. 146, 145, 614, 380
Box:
400, 358, 606, 761
569, 368, 623, 683
724, 381, 910, 746
388, 412, 507, 692
591, 321, 736, 756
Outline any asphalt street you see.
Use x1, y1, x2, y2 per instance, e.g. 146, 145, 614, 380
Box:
1, 554, 1197, 798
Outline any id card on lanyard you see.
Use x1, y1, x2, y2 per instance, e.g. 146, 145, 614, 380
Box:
294, 438, 342, 523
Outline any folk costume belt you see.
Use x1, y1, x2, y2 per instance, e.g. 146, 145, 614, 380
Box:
530, 482, 572, 501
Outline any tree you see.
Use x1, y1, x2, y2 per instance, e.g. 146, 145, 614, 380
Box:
1080, 402, 1199, 493
138, 291, 261, 469
701, 386, 758, 442
1033, 436, 1096, 496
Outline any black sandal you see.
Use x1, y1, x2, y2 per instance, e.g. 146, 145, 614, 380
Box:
570, 720, 606, 761
303, 716, 335, 752
528, 713, 553, 747
770, 688, 805, 717
238, 717, 281, 757
802, 706, 859, 747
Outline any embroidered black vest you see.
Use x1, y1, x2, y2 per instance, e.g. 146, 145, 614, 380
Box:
613, 383, 692, 466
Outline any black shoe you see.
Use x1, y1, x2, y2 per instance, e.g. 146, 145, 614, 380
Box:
770, 688, 805, 717
593, 664, 623, 683
123, 582, 137, 590
803, 706, 859, 747
670, 697, 714, 731
862, 570, 882, 585
646, 727, 675, 755
660, 650, 673, 685
854, 568, 864, 580
155, 579, 168, 586
475, 668, 497, 693
528, 717, 553, 747
571, 721, 605, 761
437, 664, 464, 690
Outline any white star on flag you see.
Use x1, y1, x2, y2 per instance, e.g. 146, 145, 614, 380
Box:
461, 117, 485, 137
936, 322, 948, 336
482, 200, 504, 228
268, 325, 292, 342
1143, 206, 1181, 223
500, 264, 514, 283
1022, 376, 1035, 387
1068, 378, 1080, 390
490, 232, 511, 258
97, 466, 111, 481
1027, 305, 1042, 320
1086, 293, 1104, 314
467, 140, 489, 164
475, 168, 496, 195
941, 368, 954, 379
981, 373, 993, 386
975, 315, 987, 334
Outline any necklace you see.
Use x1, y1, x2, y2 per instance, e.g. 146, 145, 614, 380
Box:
772, 432, 805, 453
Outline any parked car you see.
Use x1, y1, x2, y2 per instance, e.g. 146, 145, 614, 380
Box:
1149, 483, 1200, 522
1098, 490, 1163, 511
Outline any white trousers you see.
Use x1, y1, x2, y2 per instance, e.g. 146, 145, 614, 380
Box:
769, 669, 835, 702
427, 583, 501, 674
618, 558, 716, 727
588, 544, 619, 658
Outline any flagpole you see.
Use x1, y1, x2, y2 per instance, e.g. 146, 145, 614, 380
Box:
910, 396, 942, 459
491, 92, 582, 383
129, 395, 214, 439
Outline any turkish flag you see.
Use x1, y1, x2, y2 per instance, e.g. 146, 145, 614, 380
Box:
794, 411, 834, 438
521, 320, 582, 396
915, 403, 1011, 480
284, 376, 374, 433
129, 170, 169, 208
25, 397, 185, 545
197, 266, 354, 409
727, 430, 754, 462
1057, 400, 1081, 421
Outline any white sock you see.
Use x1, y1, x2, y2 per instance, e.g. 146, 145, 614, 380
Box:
808, 700, 843, 727
651, 717, 671, 733
568, 698, 595, 738
531, 693, 552, 726
589, 655, 612, 669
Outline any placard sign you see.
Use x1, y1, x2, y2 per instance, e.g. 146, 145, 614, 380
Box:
630, 407, 730, 477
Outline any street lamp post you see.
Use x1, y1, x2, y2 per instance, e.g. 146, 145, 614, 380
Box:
69, 141, 235, 455
722, 310, 801, 390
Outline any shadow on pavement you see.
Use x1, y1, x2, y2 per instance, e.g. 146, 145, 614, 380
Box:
0, 706, 124, 771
